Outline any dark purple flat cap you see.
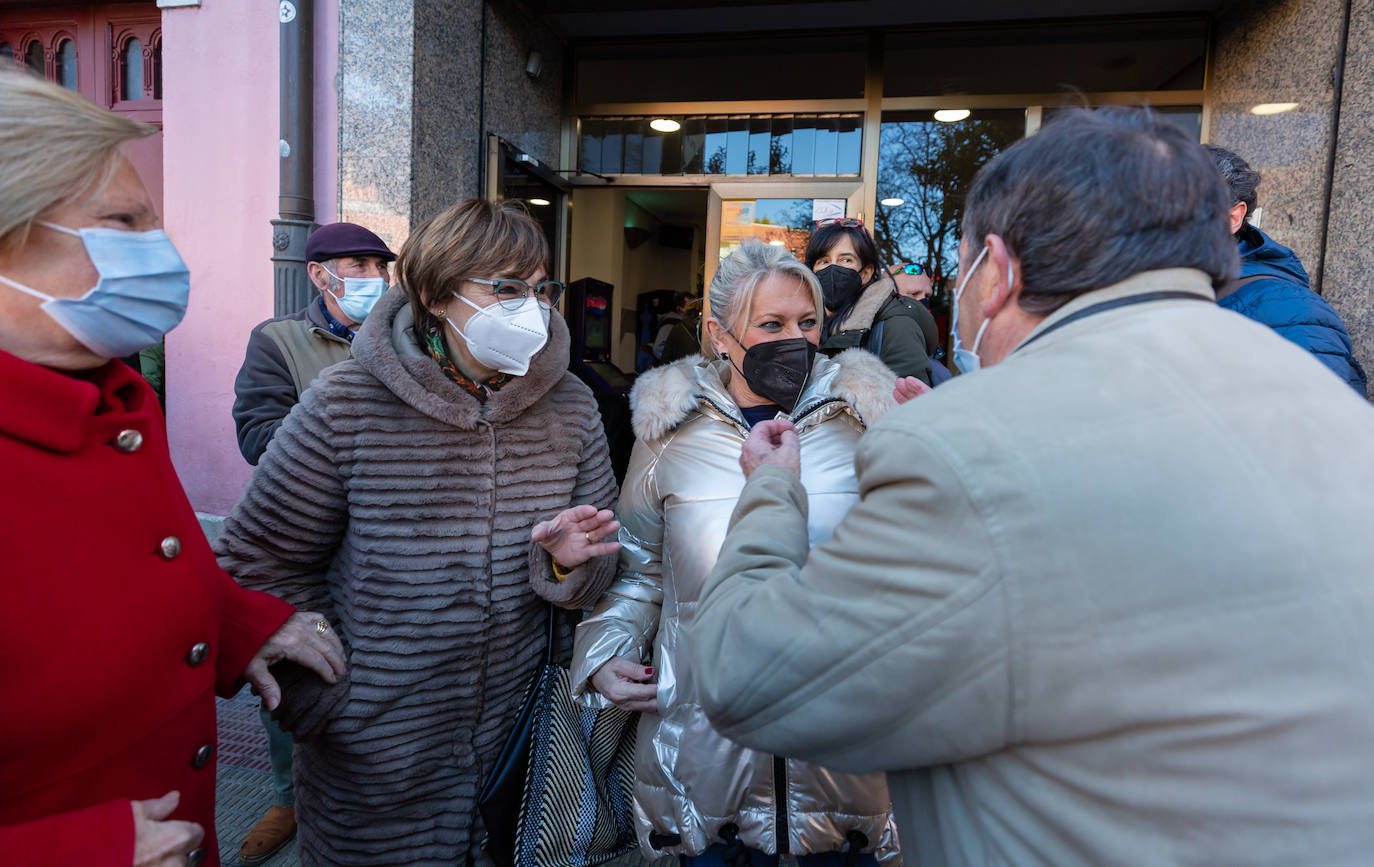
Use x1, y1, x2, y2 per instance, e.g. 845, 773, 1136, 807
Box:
306, 222, 397, 263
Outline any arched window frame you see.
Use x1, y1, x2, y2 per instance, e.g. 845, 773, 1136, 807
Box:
18, 32, 46, 77
51, 29, 78, 89
111, 24, 159, 107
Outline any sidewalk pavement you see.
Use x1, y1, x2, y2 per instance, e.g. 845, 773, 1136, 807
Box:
216, 690, 300, 866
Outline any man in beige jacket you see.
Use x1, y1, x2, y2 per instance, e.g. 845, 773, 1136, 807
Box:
684, 106, 1374, 866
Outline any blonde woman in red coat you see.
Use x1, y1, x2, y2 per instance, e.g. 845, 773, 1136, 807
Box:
0, 72, 345, 867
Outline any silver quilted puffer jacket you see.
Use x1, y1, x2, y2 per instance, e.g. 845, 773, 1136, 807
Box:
571, 350, 903, 865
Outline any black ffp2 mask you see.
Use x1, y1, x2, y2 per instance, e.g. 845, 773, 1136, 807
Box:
727, 335, 818, 414
816, 264, 864, 310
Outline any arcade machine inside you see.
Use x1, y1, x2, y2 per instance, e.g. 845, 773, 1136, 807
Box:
567, 277, 636, 482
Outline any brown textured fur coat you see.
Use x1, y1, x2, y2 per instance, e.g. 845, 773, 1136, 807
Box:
214, 286, 618, 866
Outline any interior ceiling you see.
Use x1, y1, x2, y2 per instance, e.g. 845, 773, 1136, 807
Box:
529, 0, 1228, 38
626, 189, 708, 228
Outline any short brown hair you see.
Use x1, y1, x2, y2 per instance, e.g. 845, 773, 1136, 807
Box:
397, 199, 549, 338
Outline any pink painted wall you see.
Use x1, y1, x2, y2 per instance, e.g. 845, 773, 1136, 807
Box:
162, 0, 339, 515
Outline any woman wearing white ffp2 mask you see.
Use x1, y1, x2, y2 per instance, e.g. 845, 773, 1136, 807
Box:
212, 198, 624, 866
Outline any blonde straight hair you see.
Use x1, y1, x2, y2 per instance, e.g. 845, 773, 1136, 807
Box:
705, 240, 823, 358
0, 70, 154, 252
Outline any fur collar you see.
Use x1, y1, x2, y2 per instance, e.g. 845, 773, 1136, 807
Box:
350, 285, 573, 431
835, 273, 898, 332
629, 348, 896, 442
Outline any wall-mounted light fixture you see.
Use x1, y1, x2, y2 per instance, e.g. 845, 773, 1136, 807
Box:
526, 50, 543, 80
649, 118, 681, 133
1250, 102, 1298, 115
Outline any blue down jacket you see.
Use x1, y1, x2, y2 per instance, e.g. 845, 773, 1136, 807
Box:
1223, 225, 1367, 395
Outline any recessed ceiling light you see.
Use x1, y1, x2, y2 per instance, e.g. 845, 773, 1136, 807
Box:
528, 198, 551, 206
649, 118, 681, 133
768, 240, 786, 246
934, 109, 971, 123
1250, 102, 1299, 116
880, 197, 905, 207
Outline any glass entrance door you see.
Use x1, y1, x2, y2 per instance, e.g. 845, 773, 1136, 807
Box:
704, 181, 864, 296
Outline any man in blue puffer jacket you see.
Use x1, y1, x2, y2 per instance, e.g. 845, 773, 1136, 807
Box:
1207, 145, 1368, 395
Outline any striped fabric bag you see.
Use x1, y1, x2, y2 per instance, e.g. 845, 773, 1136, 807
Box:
479, 605, 639, 867
513, 662, 639, 867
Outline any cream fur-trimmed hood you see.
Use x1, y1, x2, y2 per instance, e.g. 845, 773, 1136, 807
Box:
629, 348, 896, 442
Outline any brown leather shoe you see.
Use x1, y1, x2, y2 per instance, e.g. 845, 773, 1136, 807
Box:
238, 804, 296, 865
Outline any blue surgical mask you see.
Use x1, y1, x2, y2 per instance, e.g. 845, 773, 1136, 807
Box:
950, 246, 1012, 375
321, 264, 387, 322
0, 221, 190, 359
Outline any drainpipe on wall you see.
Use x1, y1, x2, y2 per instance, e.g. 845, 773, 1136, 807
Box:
271, 0, 315, 317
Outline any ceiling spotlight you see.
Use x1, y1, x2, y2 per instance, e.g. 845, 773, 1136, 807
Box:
880, 197, 905, 207
768, 240, 786, 246
1250, 102, 1299, 116
528, 197, 551, 206
649, 118, 681, 133
934, 109, 971, 123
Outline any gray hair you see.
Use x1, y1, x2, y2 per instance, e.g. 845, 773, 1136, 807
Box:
1205, 144, 1261, 222
963, 105, 1237, 313
707, 241, 823, 348
0, 70, 153, 252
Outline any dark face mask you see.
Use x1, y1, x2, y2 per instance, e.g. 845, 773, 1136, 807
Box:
726, 334, 818, 414
816, 264, 864, 310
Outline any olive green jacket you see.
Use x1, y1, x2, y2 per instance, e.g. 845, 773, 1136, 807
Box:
821, 274, 936, 384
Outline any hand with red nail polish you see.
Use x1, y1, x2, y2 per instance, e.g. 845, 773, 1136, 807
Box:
591, 656, 659, 714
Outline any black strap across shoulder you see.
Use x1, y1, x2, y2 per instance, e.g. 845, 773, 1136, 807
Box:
1016, 291, 1210, 353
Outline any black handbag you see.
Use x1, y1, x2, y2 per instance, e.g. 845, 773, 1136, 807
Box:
478, 605, 639, 867
478, 606, 557, 866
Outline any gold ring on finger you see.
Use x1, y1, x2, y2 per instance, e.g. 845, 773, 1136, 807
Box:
585, 531, 594, 544
315, 619, 329, 636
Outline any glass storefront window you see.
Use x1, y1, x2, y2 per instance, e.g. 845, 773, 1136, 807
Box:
719, 198, 846, 263
872, 109, 1026, 281
579, 114, 862, 177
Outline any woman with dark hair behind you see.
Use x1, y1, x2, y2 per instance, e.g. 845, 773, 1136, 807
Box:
804, 220, 936, 384
214, 199, 622, 866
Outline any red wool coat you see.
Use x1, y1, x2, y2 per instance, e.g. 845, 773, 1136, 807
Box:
0, 349, 294, 866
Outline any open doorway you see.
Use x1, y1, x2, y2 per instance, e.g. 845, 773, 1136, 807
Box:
568, 187, 708, 375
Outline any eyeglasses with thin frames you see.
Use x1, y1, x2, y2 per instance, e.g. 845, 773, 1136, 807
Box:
469, 278, 566, 311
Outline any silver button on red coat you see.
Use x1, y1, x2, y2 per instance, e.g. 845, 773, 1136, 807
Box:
185, 642, 210, 667
158, 536, 182, 560
187, 847, 206, 866
114, 429, 143, 452
191, 743, 214, 769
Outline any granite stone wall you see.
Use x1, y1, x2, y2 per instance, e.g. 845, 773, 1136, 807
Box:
1208, 0, 1374, 397
337, 0, 563, 247
1323, 0, 1374, 397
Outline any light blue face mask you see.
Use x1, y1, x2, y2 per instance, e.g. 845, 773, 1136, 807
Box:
320, 264, 387, 322
950, 245, 1012, 375
0, 221, 190, 359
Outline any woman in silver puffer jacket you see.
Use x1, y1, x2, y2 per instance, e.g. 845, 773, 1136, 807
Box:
570, 241, 902, 867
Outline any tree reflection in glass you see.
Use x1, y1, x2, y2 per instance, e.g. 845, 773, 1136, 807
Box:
873, 109, 1025, 282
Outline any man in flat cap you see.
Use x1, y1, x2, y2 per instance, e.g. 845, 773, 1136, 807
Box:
229, 221, 394, 864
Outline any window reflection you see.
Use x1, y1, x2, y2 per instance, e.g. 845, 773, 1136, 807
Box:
872, 109, 1025, 282
578, 114, 862, 177
122, 37, 143, 101
720, 198, 845, 262
57, 39, 76, 90
25, 41, 43, 76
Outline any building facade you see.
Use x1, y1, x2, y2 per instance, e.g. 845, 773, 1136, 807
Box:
3, 0, 1370, 515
